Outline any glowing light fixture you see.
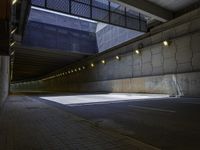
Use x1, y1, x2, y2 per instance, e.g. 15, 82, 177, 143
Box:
75, 69, 77, 72
12, 0, 18, 5
11, 51, 15, 56
101, 60, 106, 64
82, 66, 86, 69
134, 43, 143, 55
10, 41, 16, 47
91, 63, 95, 67
115, 56, 120, 60
163, 40, 170, 46
78, 67, 81, 71
135, 49, 140, 54
11, 28, 17, 35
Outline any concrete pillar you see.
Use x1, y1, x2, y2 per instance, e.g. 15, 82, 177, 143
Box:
0, 56, 10, 108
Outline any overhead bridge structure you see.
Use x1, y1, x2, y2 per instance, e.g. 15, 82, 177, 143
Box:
31, 0, 147, 32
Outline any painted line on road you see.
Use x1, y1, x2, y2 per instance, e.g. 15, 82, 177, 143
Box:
128, 105, 176, 113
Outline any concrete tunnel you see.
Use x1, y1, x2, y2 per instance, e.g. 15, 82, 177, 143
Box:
1, 0, 200, 149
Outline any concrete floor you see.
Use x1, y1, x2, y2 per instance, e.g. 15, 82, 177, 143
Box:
40, 93, 200, 150
1, 94, 200, 150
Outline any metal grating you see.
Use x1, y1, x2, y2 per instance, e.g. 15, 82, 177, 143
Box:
31, 0, 147, 32
92, 7, 109, 22
111, 13, 125, 26
46, 0, 70, 13
71, 1, 91, 18
93, 0, 109, 10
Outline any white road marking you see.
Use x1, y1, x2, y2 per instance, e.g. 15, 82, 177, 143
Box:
128, 105, 176, 113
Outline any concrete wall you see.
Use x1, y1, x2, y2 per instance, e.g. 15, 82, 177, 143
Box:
29, 8, 97, 33
96, 23, 143, 52
11, 72, 200, 97
11, 8, 200, 97
0, 56, 10, 107
23, 21, 98, 54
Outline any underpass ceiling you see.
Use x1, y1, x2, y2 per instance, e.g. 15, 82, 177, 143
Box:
12, 45, 89, 81
12, 0, 200, 82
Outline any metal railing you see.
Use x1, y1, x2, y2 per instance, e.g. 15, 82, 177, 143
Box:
31, 0, 147, 32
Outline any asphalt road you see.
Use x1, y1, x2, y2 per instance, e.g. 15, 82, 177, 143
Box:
39, 94, 200, 150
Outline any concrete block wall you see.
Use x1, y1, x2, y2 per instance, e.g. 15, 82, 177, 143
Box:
0, 56, 10, 107
11, 8, 200, 97
11, 72, 200, 97
23, 21, 98, 54
96, 23, 143, 52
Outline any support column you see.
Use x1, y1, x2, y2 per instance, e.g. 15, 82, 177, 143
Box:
0, 0, 11, 109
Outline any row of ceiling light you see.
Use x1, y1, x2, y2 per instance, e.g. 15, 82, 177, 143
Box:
41, 40, 171, 81
10, 0, 18, 49
10, 28, 17, 48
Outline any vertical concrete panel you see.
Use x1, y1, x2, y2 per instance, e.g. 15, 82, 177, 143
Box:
152, 53, 164, 75
131, 78, 145, 93
176, 73, 200, 97
175, 36, 193, 72
0, 56, 10, 107
133, 54, 142, 77
192, 53, 200, 70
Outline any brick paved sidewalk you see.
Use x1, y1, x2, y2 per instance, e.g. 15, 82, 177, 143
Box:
0, 96, 159, 150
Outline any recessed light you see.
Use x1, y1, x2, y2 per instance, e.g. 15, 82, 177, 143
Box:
91, 63, 95, 67
12, 0, 17, 5
163, 40, 170, 46
101, 60, 106, 64
10, 41, 16, 47
115, 56, 120, 60
11, 28, 17, 35
135, 49, 140, 54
